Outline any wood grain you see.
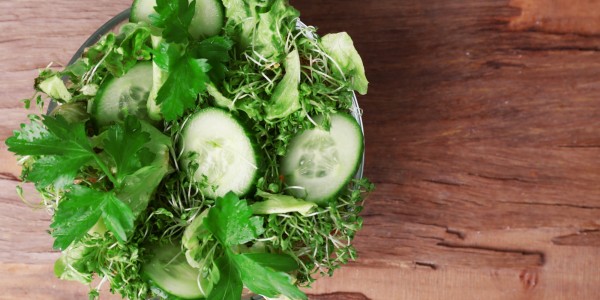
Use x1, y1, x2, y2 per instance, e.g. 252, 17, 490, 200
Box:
1, 0, 600, 299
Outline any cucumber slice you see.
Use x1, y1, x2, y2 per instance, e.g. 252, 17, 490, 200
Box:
130, 0, 156, 23
189, 0, 225, 40
281, 113, 364, 205
130, 0, 224, 39
142, 242, 211, 299
90, 62, 153, 127
180, 108, 259, 199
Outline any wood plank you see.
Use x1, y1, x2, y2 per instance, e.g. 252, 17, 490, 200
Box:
1, 0, 599, 299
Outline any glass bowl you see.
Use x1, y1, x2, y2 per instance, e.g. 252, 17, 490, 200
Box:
51, 8, 365, 300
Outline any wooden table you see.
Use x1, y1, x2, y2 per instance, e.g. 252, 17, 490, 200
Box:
1, 0, 599, 299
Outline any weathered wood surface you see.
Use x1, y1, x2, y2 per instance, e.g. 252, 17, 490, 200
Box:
1, 0, 599, 299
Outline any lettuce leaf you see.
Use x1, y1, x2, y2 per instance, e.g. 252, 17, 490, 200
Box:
320, 32, 369, 95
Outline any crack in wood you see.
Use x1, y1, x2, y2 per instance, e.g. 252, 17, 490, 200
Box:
467, 172, 533, 183
505, 201, 600, 210
558, 144, 600, 149
307, 292, 371, 300
437, 242, 545, 266
415, 261, 438, 270
422, 179, 464, 187
552, 229, 600, 246
483, 60, 527, 69
0, 172, 20, 182
515, 46, 600, 52
446, 228, 466, 240
415, 235, 445, 242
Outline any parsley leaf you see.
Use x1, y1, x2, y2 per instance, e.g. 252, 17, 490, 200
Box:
51, 185, 134, 250
102, 116, 152, 186
156, 54, 211, 121
193, 36, 234, 83
6, 115, 92, 156
203, 193, 305, 300
117, 164, 170, 216
151, 0, 196, 44
240, 252, 299, 273
100, 193, 136, 243
234, 253, 306, 300
207, 253, 243, 300
152, 40, 182, 71
27, 155, 92, 189
6, 116, 98, 188
204, 192, 264, 247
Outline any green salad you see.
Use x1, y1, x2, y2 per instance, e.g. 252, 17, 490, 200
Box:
6, 0, 373, 299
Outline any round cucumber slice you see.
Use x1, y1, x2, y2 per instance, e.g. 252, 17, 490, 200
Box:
189, 0, 224, 39
142, 242, 211, 300
180, 108, 259, 199
91, 62, 153, 127
130, 0, 156, 23
282, 113, 364, 205
130, 0, 224, 39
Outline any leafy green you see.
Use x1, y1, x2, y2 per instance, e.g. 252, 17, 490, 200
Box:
266, 49, 301, 120
6, 115, 99, 188
152, 38, 182, 71
203, 193, 306, 300
50, 102, 89, 124
207, 254, 242, 300
240, 252, 299, 273
6, 115, 92, 156
86, 22, 153, 78
51, 185, 134, 250
320, 32, 369, 95
205, 192, 264, 247
27, 155, 92, 189
252, 190, 317, 216
102, 116, 153, 186
151, 36, 232, 121
206, 82, 235, 110
234, 253, 305, 300
193, 36, 234, 83
151, 0, 196, 44
221, 0, 259, 50
156, 53, 211, 121
38, 75, 72, 102
253, 0, 299, 61
116, 121, 172, 216
54, 241, 93, 283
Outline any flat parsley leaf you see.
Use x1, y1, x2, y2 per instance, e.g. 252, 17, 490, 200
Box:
6, 116, 96, 188
234, 253, 306, 300
151, 0, 196, 44
27, 155, 93, 189
204, 192, 264, 247
6, 115, 92, 156
193, 36, 234, 83
156, 54, 211, 121
102, 116, 152, 186
51, 185, 134, 250
240, 252, 299, 273
204, 193, 305, 300
207, 253, 243, 300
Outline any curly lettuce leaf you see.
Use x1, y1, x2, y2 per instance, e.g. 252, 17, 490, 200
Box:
320, 32, 369, 95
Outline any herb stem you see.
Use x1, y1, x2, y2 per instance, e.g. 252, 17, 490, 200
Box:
93, 154, 118, 187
